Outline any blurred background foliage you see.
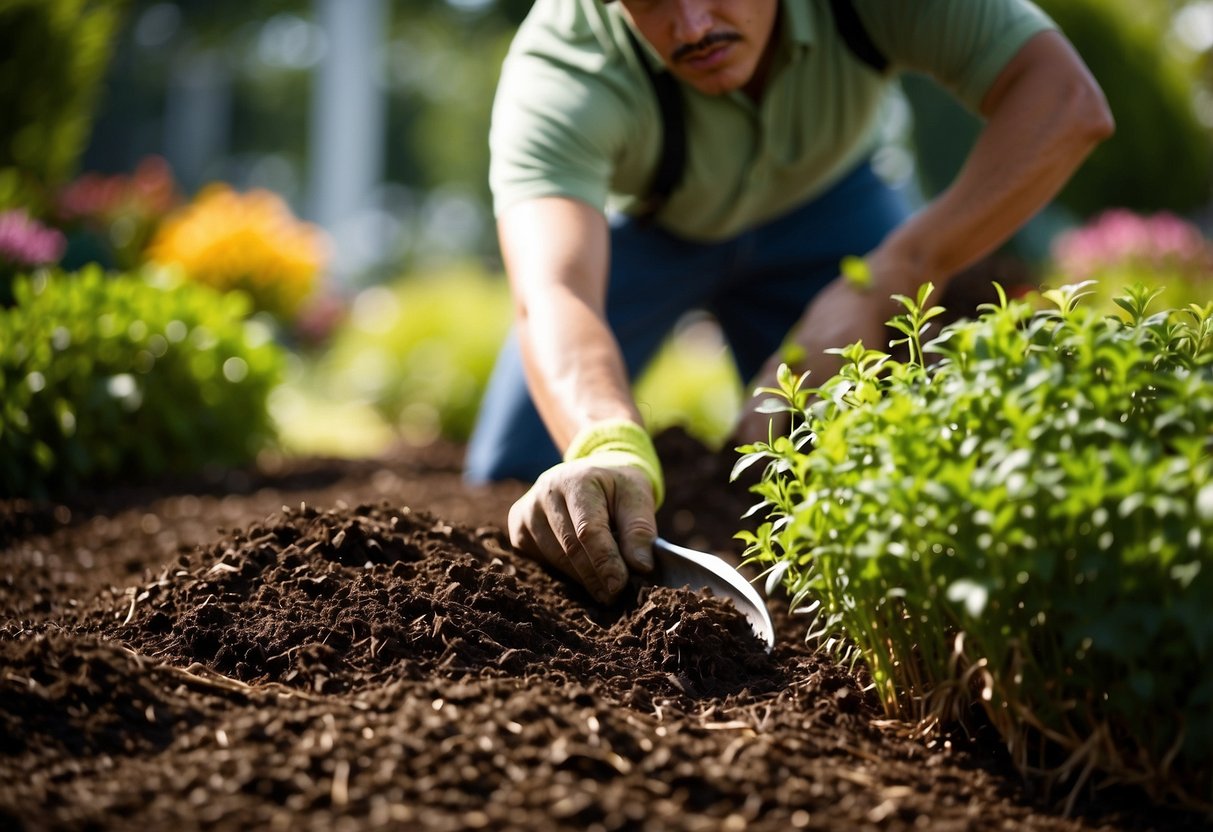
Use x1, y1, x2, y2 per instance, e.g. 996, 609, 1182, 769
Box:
307, 263, 511, 447
0, 0, 128, 192
2, 0, 1213, 493
77, 0, 532, 271
1041, 0, 1213, 215
909, 0, 1213, 221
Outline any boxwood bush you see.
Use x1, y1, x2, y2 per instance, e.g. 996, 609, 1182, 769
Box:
737, 282, 1213, 811
0, 266, 284, 498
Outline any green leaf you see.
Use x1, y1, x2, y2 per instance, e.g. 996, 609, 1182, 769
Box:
840, 255, 872, 290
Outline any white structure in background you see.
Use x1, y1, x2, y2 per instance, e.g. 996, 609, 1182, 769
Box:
164, 51, 231, 192
155, 0, 405, 282
309, 0, 388, 282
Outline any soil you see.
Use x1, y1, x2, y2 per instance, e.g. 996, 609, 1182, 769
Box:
0, 429, 1203, 831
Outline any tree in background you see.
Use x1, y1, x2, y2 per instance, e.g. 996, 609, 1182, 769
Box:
0, 0, 129, 200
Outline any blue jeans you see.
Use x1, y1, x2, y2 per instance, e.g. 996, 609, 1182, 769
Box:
464, 160, 911, 483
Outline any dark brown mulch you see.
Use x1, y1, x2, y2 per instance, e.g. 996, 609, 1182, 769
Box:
0, 430, 1202, 831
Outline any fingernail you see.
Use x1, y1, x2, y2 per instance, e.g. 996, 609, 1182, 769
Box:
633, 547, 653, 571
605, 576, 622, 595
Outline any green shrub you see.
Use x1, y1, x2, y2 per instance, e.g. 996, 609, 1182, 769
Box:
0, 0, 128, 188
0, 266, 284, 498
317, 264, 512, 444
737, 283, 1213, 811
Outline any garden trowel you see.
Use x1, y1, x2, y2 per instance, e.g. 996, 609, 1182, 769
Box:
652, 536, 775, 652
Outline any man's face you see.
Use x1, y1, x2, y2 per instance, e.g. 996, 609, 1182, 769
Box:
619, 0, 780, 97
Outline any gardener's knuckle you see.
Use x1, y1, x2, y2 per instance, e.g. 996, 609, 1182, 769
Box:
585, 544, 623, 579
619, 516, 656, 540
555, 526, 580, 553
571, 523, 594, 548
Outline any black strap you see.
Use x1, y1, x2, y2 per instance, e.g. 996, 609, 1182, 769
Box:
627, 0, 888, 222
829, 0, 889, 74
625, 25, 687, 223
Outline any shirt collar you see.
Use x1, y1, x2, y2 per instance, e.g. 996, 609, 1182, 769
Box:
782, 0, 814, 52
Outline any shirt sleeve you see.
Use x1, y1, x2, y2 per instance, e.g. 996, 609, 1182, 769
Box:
488, 53, 632, 217
855, 0, 1057, 112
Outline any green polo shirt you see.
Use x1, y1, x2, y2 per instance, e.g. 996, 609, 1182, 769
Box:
489, 0, 1054, 241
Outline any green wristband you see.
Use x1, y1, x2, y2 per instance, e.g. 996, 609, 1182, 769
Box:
564, 418, 665, 506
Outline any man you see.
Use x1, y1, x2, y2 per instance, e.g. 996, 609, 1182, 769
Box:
465, 0, 1113, 603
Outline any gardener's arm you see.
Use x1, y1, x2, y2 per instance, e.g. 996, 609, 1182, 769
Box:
499, 196, 658, 603
735, 30, 1114, 442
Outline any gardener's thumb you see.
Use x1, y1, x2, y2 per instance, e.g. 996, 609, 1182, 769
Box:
613, 471, 657, 574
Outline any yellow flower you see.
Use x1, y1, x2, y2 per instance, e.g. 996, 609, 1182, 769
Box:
147, 184, 328, 320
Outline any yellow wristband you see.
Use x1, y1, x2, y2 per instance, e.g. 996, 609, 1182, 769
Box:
563, 418, 665, 506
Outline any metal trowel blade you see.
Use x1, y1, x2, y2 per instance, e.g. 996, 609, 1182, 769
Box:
652, 536, 775, 652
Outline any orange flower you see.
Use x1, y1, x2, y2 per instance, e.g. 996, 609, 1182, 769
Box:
147, 184, 328, 320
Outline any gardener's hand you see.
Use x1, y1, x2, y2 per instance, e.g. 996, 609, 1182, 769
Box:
508, 459, 657, 603
732, 273, 898, 446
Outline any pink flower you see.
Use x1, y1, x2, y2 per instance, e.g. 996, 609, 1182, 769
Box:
1052, 209, 1213, 280
0, 210, 66, 268
57, 156, 180, 224
292, 291, 349, 347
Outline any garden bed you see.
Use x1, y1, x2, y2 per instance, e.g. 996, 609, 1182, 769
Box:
0, 431, 1200, 830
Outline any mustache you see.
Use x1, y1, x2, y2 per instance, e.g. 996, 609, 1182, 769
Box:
671, 31, 742, 63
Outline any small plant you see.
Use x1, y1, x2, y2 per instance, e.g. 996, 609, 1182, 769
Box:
737, 282, 1213, 812
146, 183, 328, 322
0, 266, 285, 499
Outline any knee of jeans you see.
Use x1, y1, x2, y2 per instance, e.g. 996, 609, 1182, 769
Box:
462, 438, 508, 484
463, 432, 558, 485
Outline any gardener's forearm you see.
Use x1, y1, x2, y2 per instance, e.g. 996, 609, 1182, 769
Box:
518, 289, 639, 450
868, 30, 1113, 296
497, 196, 640, 450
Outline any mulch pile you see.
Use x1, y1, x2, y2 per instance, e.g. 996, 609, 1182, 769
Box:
0, 430, 1202, 830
